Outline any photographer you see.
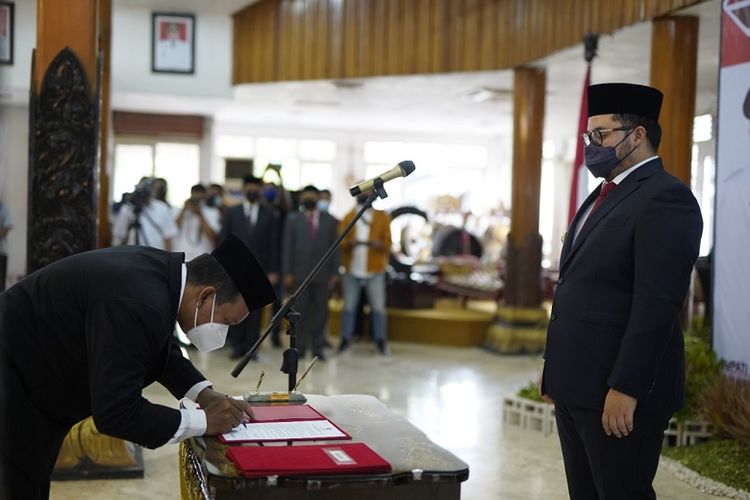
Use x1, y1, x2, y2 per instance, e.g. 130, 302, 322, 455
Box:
174, 184, 221, 260
112, 177, 178, 250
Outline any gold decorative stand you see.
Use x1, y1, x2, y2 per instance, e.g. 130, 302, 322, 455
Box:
52, 417, 144, 480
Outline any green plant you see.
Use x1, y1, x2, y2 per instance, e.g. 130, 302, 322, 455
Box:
517, 380, 544, 403
663, 439, 750, 492
701, 374, 750, 447
675, 334, 723, 422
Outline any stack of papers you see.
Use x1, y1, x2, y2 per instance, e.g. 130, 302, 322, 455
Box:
219, 419, 350, 443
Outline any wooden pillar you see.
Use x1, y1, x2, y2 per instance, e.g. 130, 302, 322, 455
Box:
98, 0, 112, 247
28, 0, 109, 272
650, 16, 698, 185
485, 67, 548, 354
506, 67, 545, 308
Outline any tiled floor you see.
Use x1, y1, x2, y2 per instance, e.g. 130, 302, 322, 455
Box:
50, 341, 724, 499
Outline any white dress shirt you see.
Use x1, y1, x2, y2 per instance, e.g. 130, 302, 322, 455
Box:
167, 264, 212, 444
112, 199, 179, 249
350, 211, 373, 278
243, 201, 260, 227
174, 206, 221, 260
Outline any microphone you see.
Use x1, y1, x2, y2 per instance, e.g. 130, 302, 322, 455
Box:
349, 160, 416, 196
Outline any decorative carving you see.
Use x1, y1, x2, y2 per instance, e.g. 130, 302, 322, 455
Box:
28, 47, 98, 273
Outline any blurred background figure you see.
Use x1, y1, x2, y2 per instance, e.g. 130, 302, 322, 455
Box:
174, 184, 221, 260
220, 175, 280, 359
0, 199, 12, 292
206, 183, 226, 216
112, 177, 178, 250
282, 185, 340, 360
152, 178, 170, 207
338, 193, 392, 355
318, 189, 332, 213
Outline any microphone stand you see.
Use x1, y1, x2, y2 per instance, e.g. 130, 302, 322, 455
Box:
231, 178, 389, 394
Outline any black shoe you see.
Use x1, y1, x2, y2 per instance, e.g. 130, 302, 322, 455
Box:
376, 341, 390, 355
229, 350, 244, 360
271, 338, 282, 348
324, 339, 333, 349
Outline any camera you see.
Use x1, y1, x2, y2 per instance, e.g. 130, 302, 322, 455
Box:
125, 177, 154, 214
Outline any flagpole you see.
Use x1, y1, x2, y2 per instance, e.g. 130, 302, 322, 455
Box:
567, 33, 599, 225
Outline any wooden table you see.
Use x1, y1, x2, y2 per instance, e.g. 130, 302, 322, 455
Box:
179, 394, 469, 499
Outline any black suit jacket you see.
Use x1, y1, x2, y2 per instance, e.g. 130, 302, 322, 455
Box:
542, 158, 702, 414
282, 210, 340, 284
0, 246, 205, 449
220, 203, 280, 273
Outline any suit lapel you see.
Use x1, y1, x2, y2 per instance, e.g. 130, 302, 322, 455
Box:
561, 158, 663, 271
560, 187, 600, 266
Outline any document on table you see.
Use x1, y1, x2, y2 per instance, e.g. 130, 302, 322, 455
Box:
220, 419, 350, 443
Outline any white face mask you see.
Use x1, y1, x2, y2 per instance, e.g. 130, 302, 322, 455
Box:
185, 293, 229, 352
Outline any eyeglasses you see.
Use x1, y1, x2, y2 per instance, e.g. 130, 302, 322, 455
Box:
581, 127, 632, 146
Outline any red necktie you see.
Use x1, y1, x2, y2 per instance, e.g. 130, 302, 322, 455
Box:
306, 212, 317, 240
590, 181, 617, 214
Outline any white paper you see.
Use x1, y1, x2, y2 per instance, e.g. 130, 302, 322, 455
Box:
221, 419, 347, 442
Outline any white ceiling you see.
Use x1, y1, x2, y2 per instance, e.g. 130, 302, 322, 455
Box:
113, 0, 721, 142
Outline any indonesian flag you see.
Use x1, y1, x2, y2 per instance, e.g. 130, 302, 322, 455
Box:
567, 65, 592, 224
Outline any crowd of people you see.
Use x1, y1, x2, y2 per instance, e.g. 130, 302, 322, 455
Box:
111, 174, 392, 362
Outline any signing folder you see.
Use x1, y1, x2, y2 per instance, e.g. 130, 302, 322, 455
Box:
227, 442, 391, 477
247, 404, 325, 422
219, 419, 351, 443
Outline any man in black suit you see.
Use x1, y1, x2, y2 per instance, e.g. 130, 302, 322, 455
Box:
220, 175, 280, 358
0, 236, 276, 499
282, 185, 340, 361
541, 83, 703, 500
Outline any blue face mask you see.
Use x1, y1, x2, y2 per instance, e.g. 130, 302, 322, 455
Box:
584, 129, 636, 179
263, 186, 277, 203
318, 200, 330, 213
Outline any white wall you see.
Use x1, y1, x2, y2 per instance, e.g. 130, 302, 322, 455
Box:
112, 2, 233, 98
0, 0, 36, 97
0, 105, 29, 285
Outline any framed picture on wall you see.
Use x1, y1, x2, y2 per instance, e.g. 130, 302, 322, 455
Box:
151, 12, 195, 74
0, 1, 14, 65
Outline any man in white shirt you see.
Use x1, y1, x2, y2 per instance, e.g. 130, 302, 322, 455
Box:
174, 184, 221, 260
112, 178, 179, 250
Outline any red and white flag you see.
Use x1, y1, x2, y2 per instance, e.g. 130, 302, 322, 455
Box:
567, 65, 592, 224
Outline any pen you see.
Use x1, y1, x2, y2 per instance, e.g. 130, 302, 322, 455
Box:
255, 370, 265, 394
292, 356, 318, 393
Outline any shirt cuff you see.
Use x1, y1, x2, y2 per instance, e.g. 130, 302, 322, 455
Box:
185, 380, 213, 402
166, 409, 207, 444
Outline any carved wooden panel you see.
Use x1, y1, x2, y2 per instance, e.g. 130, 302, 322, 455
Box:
28, 47, 98, 273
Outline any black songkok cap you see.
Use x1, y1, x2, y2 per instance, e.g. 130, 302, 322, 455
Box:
588, 83, 664, 122
243, 175, 263, 185
744, 86, 750, 120
211, 235, 276, 313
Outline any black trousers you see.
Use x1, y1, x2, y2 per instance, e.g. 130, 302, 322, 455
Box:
1, 359, 70, 500
294, 281, 329, 356
555, 403, 671, 500
228, 308, 262, 356
0, 254, 7, 292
